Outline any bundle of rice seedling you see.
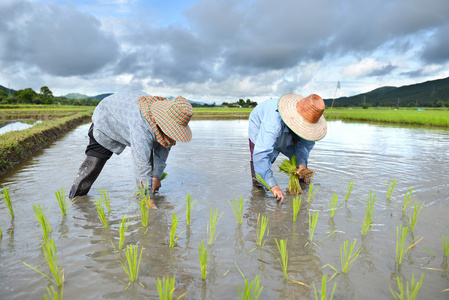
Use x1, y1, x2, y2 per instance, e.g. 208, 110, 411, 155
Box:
278, 155, 303, 194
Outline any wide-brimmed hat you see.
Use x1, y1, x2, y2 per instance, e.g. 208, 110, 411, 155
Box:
150, 96, 194, 142
278, 93, 327, 141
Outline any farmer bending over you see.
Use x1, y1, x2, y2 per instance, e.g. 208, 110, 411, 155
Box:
69, 90, 194, 209
248, 93, 327, 203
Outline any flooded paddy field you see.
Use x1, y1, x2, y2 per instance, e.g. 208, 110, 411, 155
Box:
1, 120, 449, 299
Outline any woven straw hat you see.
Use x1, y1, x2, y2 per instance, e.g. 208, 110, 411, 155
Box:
278, 93, 327, 141
150, 96, 194, 142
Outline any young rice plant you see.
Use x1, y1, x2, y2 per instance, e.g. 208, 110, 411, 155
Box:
278, 155, 302, 194
239, 275, 264, 300
139, 199, 149, 227
55, 187, 74, 216
169, 213, 184, 248
345, 181, 356, 202
186, 193, 196, 226
308, 210, 319, 244
275, 238, 288, 279
2, 187, 14, 219
119, 215, 129, 251
98, 187, 111, 214
328, 193, 343, 218
121, 244, 143, 283
313, 274, 337, 300
386, 178, 397, 200
198, 240, 208, 280
33, 204, 52, 242
390, 273, 424, 300
207, 208, 223, 245
156, 275, 175, 300
307, 183, 320, 203
293, 195, 302, 222
229, 196, 245, 224
361, 191, 376, 236
94, 198, 108, 228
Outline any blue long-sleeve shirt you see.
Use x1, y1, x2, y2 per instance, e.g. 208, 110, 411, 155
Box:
92, 90, 170, 197
248, 97, 315, 188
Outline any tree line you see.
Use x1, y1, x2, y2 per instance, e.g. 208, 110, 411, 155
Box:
0, 86, 100, 106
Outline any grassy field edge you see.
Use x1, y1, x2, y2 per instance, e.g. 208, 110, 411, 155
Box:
0, 112, 92, 175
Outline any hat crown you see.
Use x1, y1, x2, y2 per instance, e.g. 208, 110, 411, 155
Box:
296, 94, 325, 124
168, 96, 194, 126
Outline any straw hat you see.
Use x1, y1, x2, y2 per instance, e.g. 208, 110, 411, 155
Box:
278, 93, 327, 141
150, 96, 194, 142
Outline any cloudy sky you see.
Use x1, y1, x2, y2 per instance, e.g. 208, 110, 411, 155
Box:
1, 0, 449, 103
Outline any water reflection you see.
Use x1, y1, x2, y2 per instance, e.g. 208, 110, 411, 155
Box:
1, 120, 449, 299
0, 120, 42, 135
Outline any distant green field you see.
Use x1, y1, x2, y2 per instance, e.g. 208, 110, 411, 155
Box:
325, 108, 449, 127
192, 107, 253, 119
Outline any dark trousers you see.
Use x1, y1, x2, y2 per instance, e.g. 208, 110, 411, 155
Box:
85, 124, 113, 160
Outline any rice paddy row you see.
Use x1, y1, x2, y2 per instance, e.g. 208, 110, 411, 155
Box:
1, 178, 448, 299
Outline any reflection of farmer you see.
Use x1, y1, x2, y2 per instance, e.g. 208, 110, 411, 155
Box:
69, 91, 194, 209
248, 94, 327, 203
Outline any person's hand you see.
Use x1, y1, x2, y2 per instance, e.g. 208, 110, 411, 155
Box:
152, 177, 161, 194
148, 198, 158, 210
294, 165, 306, 175
271, 185, 285, 203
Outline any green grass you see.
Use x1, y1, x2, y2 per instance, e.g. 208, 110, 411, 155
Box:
207, 208, 223, 245
402, 188, 415, 212
340, 240, 361, 273
1, 187, 14, 219
24, 238, 65, 287
32, 204, 52, 242
139, 199, 149, 227
443, 234, 449, 259
186, 193, 196, 226
239, 275, 264, 300
390, 273, 424, 300
275, 239, 288, 279
119, 215, 129, 251
307, 183, 320, 203
198, 240, 208, 280
386, 178, 397, 200
308, 210, 319, 243
121, 244, 143, 283
229, 196, 245, 224
313, 274, 337, 300
94, 198, 108, 228
293, 195, 302, 222
361, 191, 376, 236
98, 187, 111, 214
345, 181, 356, 202
255, 214, 269, 248
407, 200, 424, 233
156, 275, 176, 300
324, 108, 449, 127
54, 187, 74, 216
328, 193, 343, 218
169, 213, 184, 248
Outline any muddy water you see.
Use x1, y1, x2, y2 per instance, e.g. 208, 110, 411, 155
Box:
1, 120, 449, 299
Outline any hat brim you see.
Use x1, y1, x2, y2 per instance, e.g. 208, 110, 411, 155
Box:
278, 94, 327, 141
150, 101, 192, 142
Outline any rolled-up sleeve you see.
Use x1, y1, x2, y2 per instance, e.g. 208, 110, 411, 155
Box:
152, 143, 170, 179
253, 120, 282, 188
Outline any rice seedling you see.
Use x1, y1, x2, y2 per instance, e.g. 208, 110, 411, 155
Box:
1, 187, 14, 219
24, 238, 65, 287
345, 180, 356, 202
327, 193, 343, 219
390, 273, 424, 300
0, 219, 2, 238
308, 210, 319, 243
198, 240, 208, 280
121, 244, 143, 283
186, 193, 196, 226
402, 188, 415, 212
44, 285, 61, 300
119, 214, 129, 251
340, 240, 361, 273
139, 199, 149, 227
255, 173, 274, 196
161, 172, 168, 180
229, 196, 245, 224
32, 204, 52, 242
386, 178, 397, 200
293, 195, 302, 222
407, 200, 424, 233
255, 214, 269, 247
307, 183, 319, 203
361, 191, 376, 236
396, 225, 409, 265
207, 208, 223, 245
278, 155, 302, 194
169, 213, 184, 248
239, 275, 264, 300
313, 274, 337, 300
94, 198, 108, 228
156, 275, 175, 300
55, 187, 74, 216
136, 182, 154, 209
98, 187, 111, 214
275, 238, 288, 279
443, 234, 449, 259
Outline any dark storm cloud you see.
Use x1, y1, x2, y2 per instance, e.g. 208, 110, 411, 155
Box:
421, 24, 449, 63
366, 64, 397, 77
0, 0, 119, 76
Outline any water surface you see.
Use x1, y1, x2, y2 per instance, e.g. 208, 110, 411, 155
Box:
0, 120, 448, 299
